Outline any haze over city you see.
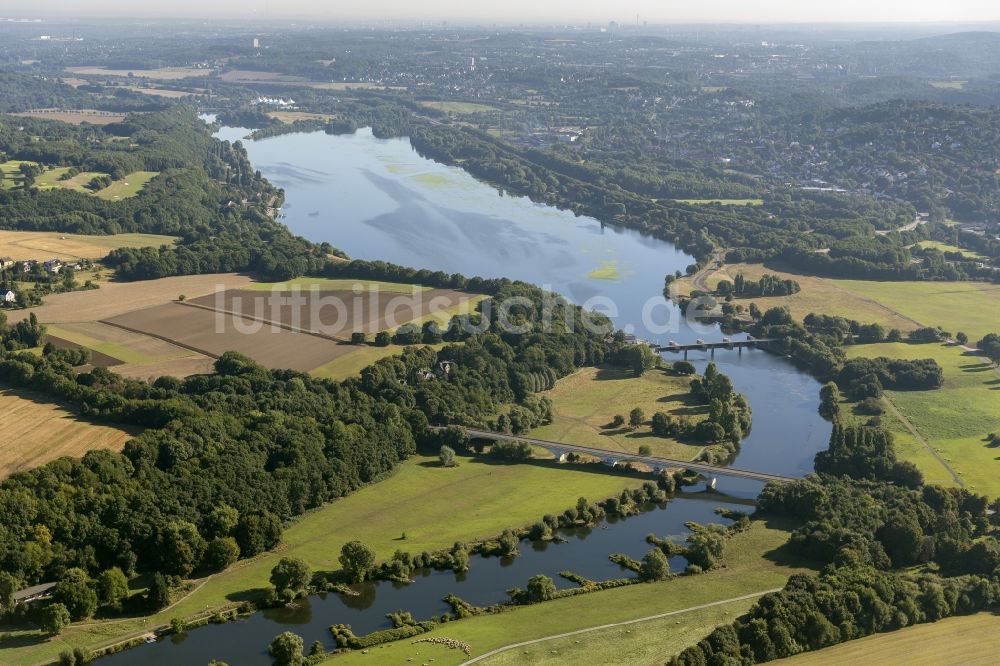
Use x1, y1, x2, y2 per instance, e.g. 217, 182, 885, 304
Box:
11, 0, 1000, 23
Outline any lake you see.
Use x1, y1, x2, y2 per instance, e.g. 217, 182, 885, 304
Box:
102, 124, 829, 664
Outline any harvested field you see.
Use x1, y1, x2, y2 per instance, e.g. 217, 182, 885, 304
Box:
0, 387, 135, 479
219, 70, 308, 84
45, 335, 123, 368
104, 302, 359, 372
9, 109, 127, 125
267, 111, 337, 124
186, 287, 480, 337
0, 230, 175, 262
47, 322, 198, 365
65, 66, 213, 80
21, 273, 254, 323
131, 87, 197, 98
114, 356, 216, 381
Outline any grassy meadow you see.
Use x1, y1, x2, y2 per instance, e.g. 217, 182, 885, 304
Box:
530, 366, 707, 460
323, 520, 813, 666
0, 455, 649, 665
681, 262, 1000, 340
844, 342, 1000, 494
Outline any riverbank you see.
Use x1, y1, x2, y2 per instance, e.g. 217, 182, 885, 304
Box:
2, 455, 650, 665
320, 519, 814, 666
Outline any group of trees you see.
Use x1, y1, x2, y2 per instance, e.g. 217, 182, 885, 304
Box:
717, 273, 801, 298
672, 414, 1000, 664
0, 280, 614, 630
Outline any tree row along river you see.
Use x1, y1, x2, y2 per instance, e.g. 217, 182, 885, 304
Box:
102, 125, 831, 664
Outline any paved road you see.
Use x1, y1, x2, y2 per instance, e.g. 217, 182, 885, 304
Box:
459, 589, 781, 665
458, 428, 796, 483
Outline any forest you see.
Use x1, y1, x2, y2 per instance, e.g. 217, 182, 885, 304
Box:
0, 281, 613, 626
670, 423, 1000, 665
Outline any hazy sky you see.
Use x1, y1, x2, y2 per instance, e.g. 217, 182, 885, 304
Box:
17, 1, 1000, 23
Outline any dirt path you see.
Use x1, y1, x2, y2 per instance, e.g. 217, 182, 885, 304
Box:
880, 396, 963, 487
690, 250, 726, 293
459, 589, 781, 665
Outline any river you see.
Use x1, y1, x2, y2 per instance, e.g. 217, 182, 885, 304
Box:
102, 124, 828, 664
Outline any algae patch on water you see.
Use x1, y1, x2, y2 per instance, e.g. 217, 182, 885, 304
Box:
587, 260, 620, 281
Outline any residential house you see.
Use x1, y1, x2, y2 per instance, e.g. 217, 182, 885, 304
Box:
0, 257, 13, 270
43, 259, 63, 274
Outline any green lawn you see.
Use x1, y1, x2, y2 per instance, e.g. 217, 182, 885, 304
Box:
323, 519, 813, 666
530, 366, 707, 460
845, 342, 1000, 495
93, 171, 159, 200
1, 455, 648, 665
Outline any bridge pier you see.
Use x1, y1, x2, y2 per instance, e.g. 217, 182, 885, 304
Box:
683, 349, 688, 360
710, 347, 715, 358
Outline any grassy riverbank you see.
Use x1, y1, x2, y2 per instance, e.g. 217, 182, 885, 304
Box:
322, 519, 814, 666
1, 455, 647, 665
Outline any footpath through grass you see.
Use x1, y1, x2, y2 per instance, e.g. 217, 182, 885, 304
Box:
323, 519, 813, 666
2, 455, 647, 665
530, 366, 707, 460
845, 342, 1000, 495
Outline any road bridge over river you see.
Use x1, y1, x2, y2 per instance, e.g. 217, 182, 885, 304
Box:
654, 337, 779, 359
451, 428, 796, 484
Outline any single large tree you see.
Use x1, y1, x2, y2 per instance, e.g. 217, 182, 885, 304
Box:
268, 631, 304, 666
270, 557, 312, 594
339, 541, 376, 583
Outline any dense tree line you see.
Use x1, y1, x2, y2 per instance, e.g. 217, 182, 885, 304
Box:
0, 281, 611, 626
671, 419, 1000, 664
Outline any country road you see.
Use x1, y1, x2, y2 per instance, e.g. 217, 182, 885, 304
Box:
459, 589, 780, 665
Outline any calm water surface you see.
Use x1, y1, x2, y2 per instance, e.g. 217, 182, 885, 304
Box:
103, 125, 829, 664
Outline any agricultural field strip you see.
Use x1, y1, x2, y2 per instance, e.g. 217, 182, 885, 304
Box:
173, 298, 351, 343
461, 589, 781, 665
98, 317, 222, 360
103, 303, 358, 372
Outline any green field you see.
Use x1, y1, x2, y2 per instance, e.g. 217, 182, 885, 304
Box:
845, 342, 1000, 494
45, 325, 154, 364
322, 520, 813, 666
781, 612, 1000, 665
92, 171, 158, 200
823, 279, 1000, 342
530, 366, 707, 460
34, 166, 111, 193
674, 198, 764, 206
685, 262, 1000, 341
310, 343, 446, 380
0, 161, 157, 200
0, 455, 649, 665
910, 240, 987, 260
